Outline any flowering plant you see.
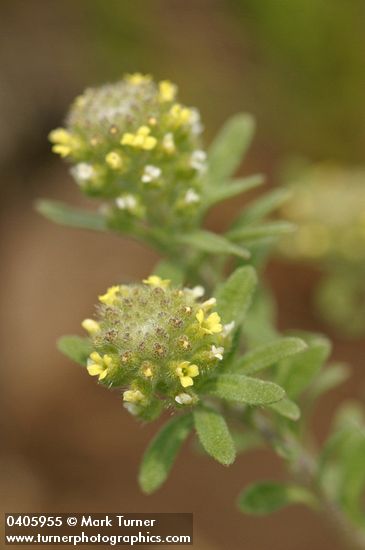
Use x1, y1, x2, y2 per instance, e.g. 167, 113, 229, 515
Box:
38, 74, 365, 549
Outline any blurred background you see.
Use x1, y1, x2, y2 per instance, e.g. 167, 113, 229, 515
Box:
1, 1, 365, 548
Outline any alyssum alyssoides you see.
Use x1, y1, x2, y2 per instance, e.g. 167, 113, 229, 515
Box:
82, 276, 234, 421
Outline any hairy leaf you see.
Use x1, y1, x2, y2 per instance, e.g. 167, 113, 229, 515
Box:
269, 398, 301, 421
36, 199, 107, 231
215, 266, 257, 326
207, 113, 255, 183
203, 174, 264, 208
194, 408, 236, 465
57, 335, 92, 366
238, 482, 317, 515
277, 333, 331, 399
138, 414, 193, 494
235, 337, 307, 375
232, 188, 292, 227
175, 230, 250, 259
205, 374, 285, 405
227, 221, 295, 245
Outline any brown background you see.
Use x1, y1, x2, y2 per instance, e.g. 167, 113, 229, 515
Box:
1, 1, 365, 549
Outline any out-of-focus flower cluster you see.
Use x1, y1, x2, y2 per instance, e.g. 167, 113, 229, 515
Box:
49, 74, 206, 229
81, 276, 234, 421
279, 164, 365, 265
279, 163, 365, 336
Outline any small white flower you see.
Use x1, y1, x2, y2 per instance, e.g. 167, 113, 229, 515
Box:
222, 321, 235, 336
185, 188, 200, 204
123, 402, 139, 415
162, 132, 175, 153
190, 150, 207, 173
186, 285, 205, 299
142, 164, 161, 183
71, 162, 94, 182
211, 345, 224, 361
190, 108, 204, 135
201, 297, 217, 310
175, 393, 193, 405
116, 194, 137, 211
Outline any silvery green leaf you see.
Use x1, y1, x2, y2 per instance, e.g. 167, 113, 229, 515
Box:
231, 188, 291, 227
57, 335, 92, 366
215, 266, 257, 326
194, 408, 236, 465
227, 221, 295, 245
203, 174, 264, 208
139, 414, 193, 494
207, 113, 255, 183
205, 374, 285, 405
276, 333, 331, 399
175, 230, 250, 259
36, 199, 107, 231
238, 482, 317, 515
269, 397, 301, 421
235, 337, 307, 375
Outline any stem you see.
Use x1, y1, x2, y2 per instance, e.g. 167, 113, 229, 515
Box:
252, 413, 365, 550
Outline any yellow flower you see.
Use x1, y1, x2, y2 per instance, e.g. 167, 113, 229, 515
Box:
98, 285, 120, 305
142, 275, 170, 288
81, 318, 100, 335
121, 126, 157, 151
158, 80, 177, 102
175, 361, 199, 388
126, 73, 151, 85
87, 352, 113, 380
168, 104, 192, 127
105, 151, 123, 170
123, 389, 145, 403
196, 309, 222, 335
49, 128, 80, 158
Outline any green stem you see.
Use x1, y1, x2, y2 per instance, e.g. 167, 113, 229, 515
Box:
252, 413, 365, 550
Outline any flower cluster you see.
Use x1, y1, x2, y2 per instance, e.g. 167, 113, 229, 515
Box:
81, 276, 234, 421
49, 73, 206, 229
279, 164, 365, 264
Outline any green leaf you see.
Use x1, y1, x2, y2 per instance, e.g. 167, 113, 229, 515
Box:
175, 230, 250, 259
238, 482, 317, 515
207, 113, 255, 183
138, 414, 193, 494
193, 407, 236, 465
269, 398, 301, 421
235, 337, 307, 375
205, 374, 285, 405
308, 362, 350, 401
57, 335, 92, 366
227, 221, 295, 245
319, 414, 365, 527
203, 175, 264, 208
154, 260, 185, 286
277, 333, 331, 399
242, 285, 278, 347
215, 266, 257, 326
36, 199, 107, 231
232, 188, 291, 227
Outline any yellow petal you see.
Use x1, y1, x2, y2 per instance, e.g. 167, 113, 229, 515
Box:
81, 319, 100, 335
103, 355, 113, 367
188, 364, 199, 377
98, 369, 108, 380
87, 364, 104, 377
196, 309, 204, 324
180, 376, 193, 388
90, 351, 102, 363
